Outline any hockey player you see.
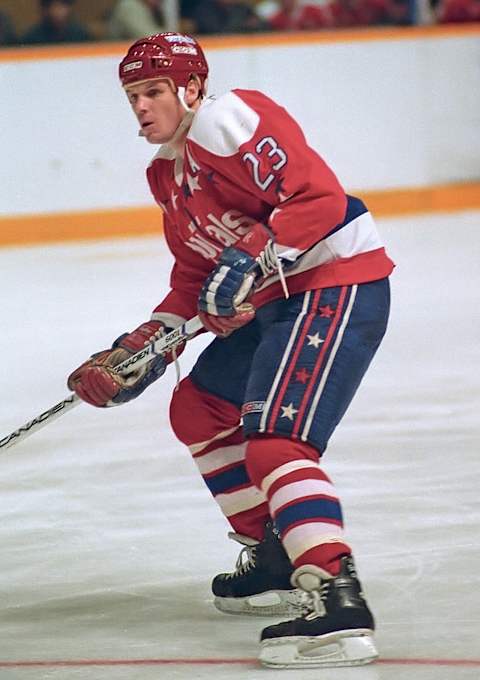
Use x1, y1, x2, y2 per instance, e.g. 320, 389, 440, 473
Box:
68, 33, 394, 669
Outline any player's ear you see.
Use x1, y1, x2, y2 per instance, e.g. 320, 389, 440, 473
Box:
184, 75, 202, 108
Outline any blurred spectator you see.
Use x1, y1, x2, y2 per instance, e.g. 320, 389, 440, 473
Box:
107, 0, 166, 40
258, 0, 410, 28
180, 0, 199, 19
260, 0, 331, 30
22, 0, 92, 45
329, 0, 410, 26
0, 9, 17, 46
435, 0, 480, 21
192, 0, 266, 34
178, 0, 198, 31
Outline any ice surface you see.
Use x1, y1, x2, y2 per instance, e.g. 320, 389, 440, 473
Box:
0, 211, 479, 679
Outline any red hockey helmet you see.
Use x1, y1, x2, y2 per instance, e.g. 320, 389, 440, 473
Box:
119, 33, 209, 94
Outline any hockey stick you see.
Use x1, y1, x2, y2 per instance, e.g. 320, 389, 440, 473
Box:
0, 316, 204, 452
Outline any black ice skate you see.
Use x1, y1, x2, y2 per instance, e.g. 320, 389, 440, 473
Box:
259, 555, 378, 668
212, 523, 302, 617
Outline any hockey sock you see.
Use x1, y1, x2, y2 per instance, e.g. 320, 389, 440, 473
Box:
170, 378, 269, 540
246, 436, 351, 574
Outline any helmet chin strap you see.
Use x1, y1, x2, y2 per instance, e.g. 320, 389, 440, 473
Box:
166, 108, 195, 147
137, 83, 197, 144
169, 84, 199, 146
177, 85, 189, 111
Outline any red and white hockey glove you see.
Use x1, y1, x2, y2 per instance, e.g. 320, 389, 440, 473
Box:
68, 321, 183, 407
198, 241, 284, 337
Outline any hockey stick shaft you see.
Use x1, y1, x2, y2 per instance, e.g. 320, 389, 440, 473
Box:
0, 315, 204, 452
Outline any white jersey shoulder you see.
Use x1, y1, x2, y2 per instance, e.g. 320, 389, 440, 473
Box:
188, 91, 260, 158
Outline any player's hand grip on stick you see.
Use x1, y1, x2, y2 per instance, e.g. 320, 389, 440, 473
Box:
68, 320, 185, 407
0, 316, 203, 452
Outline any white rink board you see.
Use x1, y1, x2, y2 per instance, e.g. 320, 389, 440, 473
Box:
0, 211, 479, 678
1, 32, 479, 216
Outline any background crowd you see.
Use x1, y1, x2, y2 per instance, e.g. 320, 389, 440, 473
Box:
0, 0, 478, 47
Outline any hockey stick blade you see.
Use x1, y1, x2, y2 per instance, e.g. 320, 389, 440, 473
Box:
0, 315, 204, 452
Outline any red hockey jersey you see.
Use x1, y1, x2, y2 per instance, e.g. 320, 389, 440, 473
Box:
146, 89, 394, 327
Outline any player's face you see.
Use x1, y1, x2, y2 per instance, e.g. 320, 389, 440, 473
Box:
125, 79, 185, 144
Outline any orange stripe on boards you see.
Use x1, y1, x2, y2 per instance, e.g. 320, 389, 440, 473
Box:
202, 23, 480, 49
0, 24, 479, 63
360, 181, 480, 217
0, 41, 127, 63
0, 206, 164, 247
0, 182, 479, 248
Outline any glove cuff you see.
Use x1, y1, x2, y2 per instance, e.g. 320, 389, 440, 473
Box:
220, 239, 280, 283
237, 225, 271, 258
115, 320, 165, 354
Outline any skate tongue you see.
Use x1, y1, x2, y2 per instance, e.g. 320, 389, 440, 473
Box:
292, 565, 333, 591
227, 531, 259, 547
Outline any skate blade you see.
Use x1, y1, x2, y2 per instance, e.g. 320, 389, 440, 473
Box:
213, 589, 303, 617
260, 629, 378, 668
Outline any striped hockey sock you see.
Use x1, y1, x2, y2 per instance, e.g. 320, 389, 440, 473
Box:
246, 437, 351, 574
170, 378, 270, 539
193, 436, 269, 540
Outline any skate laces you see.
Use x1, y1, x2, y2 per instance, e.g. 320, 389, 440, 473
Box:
225, 544, 257, 580
302, 582, 330, 620
255, 241, 290, 300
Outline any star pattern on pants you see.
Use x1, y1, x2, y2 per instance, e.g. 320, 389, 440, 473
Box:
295, 368, 311, 384
319, 304, 335, 318
280, 402, 299, 421
306, 333, 325, 348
